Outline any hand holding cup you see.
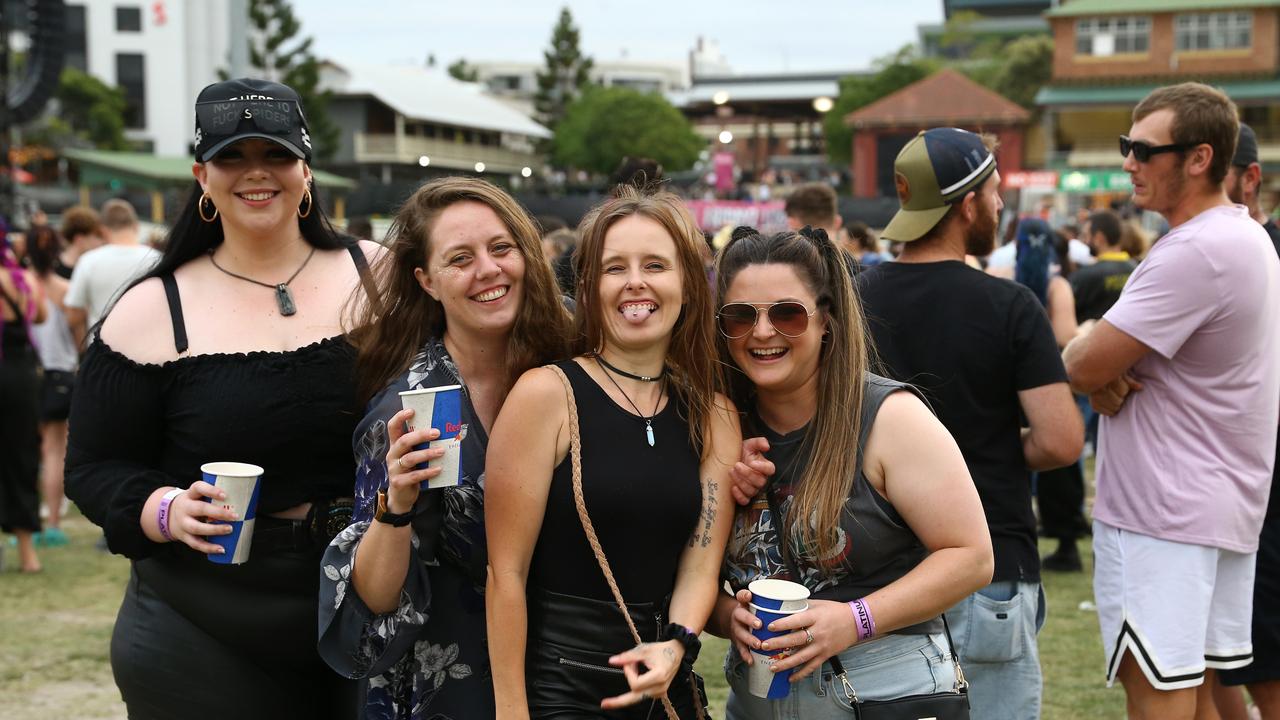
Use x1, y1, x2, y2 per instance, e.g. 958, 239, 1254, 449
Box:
166, 481, 239, 556
386, 408, 444, 514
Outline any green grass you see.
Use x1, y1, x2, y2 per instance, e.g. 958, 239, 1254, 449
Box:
5, 520, 1127, 718
0, 513, 129, 720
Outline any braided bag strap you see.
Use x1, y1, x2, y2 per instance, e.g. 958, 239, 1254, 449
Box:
547, 364, 692, 720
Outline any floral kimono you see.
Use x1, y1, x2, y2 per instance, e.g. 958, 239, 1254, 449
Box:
319, 337, 492, 719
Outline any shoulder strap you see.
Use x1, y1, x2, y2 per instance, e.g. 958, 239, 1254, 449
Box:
345, 240, 383, 316
545, 364, 689, 720
160, 274, 188, 354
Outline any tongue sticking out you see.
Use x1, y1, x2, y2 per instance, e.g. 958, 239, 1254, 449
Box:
623, 305, 653, 324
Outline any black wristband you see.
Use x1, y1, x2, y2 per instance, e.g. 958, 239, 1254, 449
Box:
663, 622, 701, 670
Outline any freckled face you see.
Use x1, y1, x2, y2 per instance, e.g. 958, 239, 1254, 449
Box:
415, 201, 526, 337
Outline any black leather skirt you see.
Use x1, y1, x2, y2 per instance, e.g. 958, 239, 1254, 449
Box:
526, 587, 707, 719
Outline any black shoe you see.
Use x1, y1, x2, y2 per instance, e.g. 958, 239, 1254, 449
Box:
1042, 542, 1083, 572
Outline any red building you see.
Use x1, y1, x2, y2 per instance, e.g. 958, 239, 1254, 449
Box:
845, 69, 1030, 198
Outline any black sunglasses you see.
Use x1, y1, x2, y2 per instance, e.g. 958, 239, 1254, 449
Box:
1119, 135, 1198, 163
196, 99, 301, 135
717, 301, 816, 339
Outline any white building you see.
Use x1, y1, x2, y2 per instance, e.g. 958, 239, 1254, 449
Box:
471, 58, 690, 117
63, 0, 248, 155
319, 62, 550, 181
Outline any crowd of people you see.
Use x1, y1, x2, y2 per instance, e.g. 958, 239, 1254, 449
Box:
0, 75, 1278, 720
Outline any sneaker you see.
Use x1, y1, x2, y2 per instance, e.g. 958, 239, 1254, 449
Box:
38, 527, 69, 547
1042, 542, 1083, 572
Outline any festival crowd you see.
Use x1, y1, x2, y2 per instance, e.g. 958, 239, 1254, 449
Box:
0, 76, 1277, 720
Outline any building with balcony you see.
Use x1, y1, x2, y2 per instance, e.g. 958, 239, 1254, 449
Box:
319, 62, 550, 187
1036, 0, 1280, 184
471, 58, 690, 117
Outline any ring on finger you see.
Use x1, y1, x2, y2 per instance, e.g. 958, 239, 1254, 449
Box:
804, 628, 814, 645
397, 456, 409, 470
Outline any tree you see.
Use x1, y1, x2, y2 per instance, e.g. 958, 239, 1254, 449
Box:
552, 86, 702, 175
823, 46, 938, 164
447, 59, 478, 83
33, 68, 129, 150
534, 7, 593, 133
238, 0, 339, 162
986, 34, 1054, 110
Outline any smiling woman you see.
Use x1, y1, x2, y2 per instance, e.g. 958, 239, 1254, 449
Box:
485, 186, 741, 719
63, 78, 382, 720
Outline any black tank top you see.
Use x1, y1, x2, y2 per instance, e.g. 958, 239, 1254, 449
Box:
529, 360, 702, 603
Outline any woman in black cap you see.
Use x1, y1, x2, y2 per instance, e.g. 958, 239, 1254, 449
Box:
65, 78, 376, 719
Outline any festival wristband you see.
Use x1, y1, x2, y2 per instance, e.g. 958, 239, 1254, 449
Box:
157, 488, 184, 541
848, 598, 876, 642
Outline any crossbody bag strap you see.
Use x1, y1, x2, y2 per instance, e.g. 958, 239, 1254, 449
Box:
345, 240, 384, 317
546, 364, 692, 720
828, 610, 969, 703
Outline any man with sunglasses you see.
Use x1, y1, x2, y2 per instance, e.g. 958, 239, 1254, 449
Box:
1064, 83, 1280, 720
856, 127, 1083, 720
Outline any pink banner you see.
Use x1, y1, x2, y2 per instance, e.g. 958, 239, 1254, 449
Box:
685, 200, 789, 235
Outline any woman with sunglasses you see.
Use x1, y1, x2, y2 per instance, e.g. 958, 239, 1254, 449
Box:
64, 79, 375, 719
706, 226, 993, 718
317, 177, 571, 719
486, 186, 740, 718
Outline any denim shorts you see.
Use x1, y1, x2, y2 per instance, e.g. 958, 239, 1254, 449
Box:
724, 632, 957, 720
944, 580, 1046, 720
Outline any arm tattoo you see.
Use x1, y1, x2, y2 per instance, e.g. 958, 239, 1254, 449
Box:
691, 477, 718, 548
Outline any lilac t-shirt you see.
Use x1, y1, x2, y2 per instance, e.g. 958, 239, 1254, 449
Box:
1095, 204, 1280, 553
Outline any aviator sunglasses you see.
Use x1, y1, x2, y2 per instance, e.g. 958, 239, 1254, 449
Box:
1119, 135, 1198, 163
717, 301, 816, 339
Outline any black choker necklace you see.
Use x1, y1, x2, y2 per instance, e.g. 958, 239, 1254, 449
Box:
596, 355, 665, 382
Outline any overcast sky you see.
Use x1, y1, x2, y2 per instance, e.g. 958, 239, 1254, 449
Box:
293, 0, 946, 75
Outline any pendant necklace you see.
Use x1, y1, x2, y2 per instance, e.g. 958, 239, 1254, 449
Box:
596, 356, 663, 447
207, 244, 316, 317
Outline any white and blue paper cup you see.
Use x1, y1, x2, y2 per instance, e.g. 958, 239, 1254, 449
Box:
746, 579, 810, 699
748, 646, 797, 699
399, 385, 464, 489
200, 461, 263, 565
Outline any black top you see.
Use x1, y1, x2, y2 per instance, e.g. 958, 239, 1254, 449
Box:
722, 373, 942, 635
64, 248, 367, 561
529, 360, 702, 602
0, 282, 30, 353
54, 258, 74, 280
1264, 219, 1280, 258
858, 261, 1068, 583
1071, 255, 1138, 323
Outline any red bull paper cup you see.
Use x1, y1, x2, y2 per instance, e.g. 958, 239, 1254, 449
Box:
200, 461, 263, 565
399, 385, 464, 489
746, 579, 810, 698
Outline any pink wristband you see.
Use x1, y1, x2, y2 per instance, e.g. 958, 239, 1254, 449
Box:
157, 488, 184, 541
848, 598, 876, 641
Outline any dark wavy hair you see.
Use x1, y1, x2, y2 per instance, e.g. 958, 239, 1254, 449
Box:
714, 225, 869, 569
348, 177, 571, 403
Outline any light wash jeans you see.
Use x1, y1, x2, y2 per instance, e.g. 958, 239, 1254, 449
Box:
944, 580, 1047, 720
724, 631, 958, 720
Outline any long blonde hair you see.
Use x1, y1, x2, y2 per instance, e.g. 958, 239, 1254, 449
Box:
572, 185, 721, 458
714, 226, 869, 569
348, 177, 571, 403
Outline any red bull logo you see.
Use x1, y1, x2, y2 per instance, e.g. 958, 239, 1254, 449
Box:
445, 421, 462, 434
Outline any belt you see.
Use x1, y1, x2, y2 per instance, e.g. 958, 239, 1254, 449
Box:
252, 497, 354, 554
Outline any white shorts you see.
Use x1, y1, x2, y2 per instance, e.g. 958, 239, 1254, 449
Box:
1094, 520, 1256, 690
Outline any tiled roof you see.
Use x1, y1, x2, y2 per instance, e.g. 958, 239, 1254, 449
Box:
844, 69, 1030, 129
1047, 0, 1280, 17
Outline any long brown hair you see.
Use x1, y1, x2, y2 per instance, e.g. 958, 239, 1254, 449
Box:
349, 177, 571, 403
572, 185, 721, 458
714, 226, 869, 570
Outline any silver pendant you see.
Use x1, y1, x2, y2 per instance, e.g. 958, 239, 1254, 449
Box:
275, 283, 297, 316
645, 421, 655, 447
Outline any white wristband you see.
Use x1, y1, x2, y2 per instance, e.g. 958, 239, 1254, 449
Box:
157, 488, 184, 541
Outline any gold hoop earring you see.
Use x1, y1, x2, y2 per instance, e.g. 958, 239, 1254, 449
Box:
298, 188, 313, 219
198, 192, 218, 223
